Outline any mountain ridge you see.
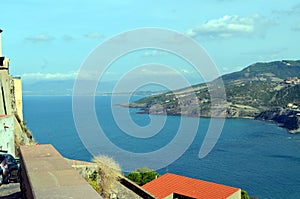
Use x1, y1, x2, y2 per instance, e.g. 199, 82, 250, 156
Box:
127, 59, 300, 132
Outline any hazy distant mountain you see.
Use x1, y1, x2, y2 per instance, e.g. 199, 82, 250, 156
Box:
22, 80, 74, 96
22, 79, 166, 96
22, 80, 116, 96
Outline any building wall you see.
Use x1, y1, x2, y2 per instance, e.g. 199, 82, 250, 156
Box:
163, 194, 173, 199
2, 57, 9, 69
0, 78, 5, 115
0, 71, 10, 115
13, 77, 23, 120
0, 32, 2, 57
0, 30, 28, 156
5, 74, 15, 115
0, 69, 19, 117
0, 115, 15, 156
227, 189, 241, 199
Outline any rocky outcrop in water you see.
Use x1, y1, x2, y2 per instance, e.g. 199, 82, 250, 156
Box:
255, 108, 300, 133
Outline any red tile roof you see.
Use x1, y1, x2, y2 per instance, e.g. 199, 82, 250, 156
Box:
142, 173, 240, 199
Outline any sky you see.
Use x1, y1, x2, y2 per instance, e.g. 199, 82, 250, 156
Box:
1, 0, 300, 88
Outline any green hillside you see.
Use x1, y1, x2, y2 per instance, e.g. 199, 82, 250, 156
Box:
128, 60, 300, 120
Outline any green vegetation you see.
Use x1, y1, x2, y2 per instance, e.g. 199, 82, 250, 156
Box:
126, 167, 160, 186
92, 155, 122, 199
241, 190, 251, 199
128, 60, 300, 119
86, 171, 100, 193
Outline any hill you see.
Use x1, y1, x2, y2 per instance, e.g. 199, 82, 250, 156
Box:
127, 60, 300, 132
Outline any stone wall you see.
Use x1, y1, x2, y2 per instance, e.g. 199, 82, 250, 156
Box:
67, 159, 147, 199
0, 115, 15, 156
13, 77, 23, 120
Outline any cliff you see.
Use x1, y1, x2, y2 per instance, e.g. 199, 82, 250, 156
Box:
255, 108, 300, 133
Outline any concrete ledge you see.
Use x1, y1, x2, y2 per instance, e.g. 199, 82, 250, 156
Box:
118, 177, 157, 199
65, 158, 157, 199
19, 144, 102, 199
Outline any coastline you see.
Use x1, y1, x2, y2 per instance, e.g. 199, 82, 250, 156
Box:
122, 104, 299, 134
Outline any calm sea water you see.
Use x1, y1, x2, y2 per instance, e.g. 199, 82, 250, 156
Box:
23, 96, 300, 199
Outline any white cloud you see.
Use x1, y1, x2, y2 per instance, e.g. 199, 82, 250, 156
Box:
121, 66, 200, 82
25, 33, 55, 43
186, 14, 273, 39
84, 32, 104, 40
138, 68, 178, 76
20, 67, 199, 84
142, 50, 167, 57
21, 71, 78, 80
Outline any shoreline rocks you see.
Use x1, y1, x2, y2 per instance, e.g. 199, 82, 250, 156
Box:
254, 108, 300, 133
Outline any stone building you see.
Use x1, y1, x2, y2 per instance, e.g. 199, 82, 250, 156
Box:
0, 29, 23, 119
0, 29, 30, 157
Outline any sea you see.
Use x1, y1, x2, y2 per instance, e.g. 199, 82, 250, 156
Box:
23, 96, 300, 199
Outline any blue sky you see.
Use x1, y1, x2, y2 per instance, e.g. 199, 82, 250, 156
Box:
1, 0, 300, 85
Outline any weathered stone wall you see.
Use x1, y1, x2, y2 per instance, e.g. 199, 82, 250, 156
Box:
19, 144, 102, 199
0, 69, 17, 116
0, 115, 15, 156
67, 160, 146, 199
13, 77, 23, 120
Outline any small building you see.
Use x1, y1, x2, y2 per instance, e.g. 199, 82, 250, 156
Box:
0, 114, 15, 156
284, 77, 300, 85
287, 103, 299, 110
142, 173, 241, 199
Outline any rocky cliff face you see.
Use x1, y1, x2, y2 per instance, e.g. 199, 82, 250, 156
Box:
255, 108, 300, 133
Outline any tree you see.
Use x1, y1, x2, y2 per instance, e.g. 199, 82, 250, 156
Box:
127, 172, 142, 185
127, 167, 159, 186
241, 190, 251, 199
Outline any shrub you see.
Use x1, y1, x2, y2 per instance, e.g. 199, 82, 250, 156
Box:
241, 190, 251, 199
127, 167, 159, 186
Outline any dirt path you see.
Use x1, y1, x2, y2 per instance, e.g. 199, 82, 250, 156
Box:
0, 183, 21, 199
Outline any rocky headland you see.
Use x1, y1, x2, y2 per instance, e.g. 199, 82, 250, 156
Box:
126, 60, 300, 133
255, 108, 300, 133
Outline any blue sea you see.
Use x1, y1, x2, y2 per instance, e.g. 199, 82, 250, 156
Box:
23, 96, 300, 199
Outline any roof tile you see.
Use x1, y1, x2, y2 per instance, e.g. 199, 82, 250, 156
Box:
142, 173, 240, 199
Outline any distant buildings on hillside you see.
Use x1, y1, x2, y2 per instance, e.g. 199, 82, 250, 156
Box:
287, 103, 300, 117
284, 77, 300, 85
287, 103, 298, 109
